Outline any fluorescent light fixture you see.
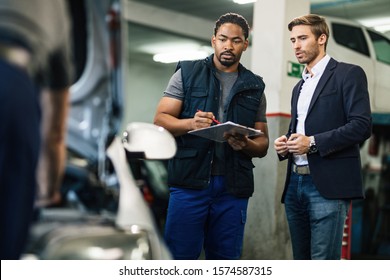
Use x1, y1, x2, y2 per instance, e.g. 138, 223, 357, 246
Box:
357, 16, 390, 33
139, 41, 213, 63
140, 42, 200, 55
233, 0, 257, 4
374, 24, 390, 33
153, 50, 210, 64
358, 17, 390, 27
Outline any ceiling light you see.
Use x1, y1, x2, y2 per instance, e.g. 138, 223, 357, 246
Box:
153, 50, 210, 64
233, 0, 257, 4
140, 42, 201, 55
373, 24, 390, 33
357, 17, 390, 33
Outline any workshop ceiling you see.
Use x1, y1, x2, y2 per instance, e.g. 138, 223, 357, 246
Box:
125, 0, 390, 63
129, 0, 390, 32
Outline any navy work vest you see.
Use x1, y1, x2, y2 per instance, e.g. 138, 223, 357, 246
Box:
167, 54, 265, 198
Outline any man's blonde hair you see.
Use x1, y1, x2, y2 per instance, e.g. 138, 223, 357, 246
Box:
288, 14, 329, 50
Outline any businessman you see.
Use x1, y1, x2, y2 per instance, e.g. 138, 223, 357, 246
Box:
274, 14, 371, 259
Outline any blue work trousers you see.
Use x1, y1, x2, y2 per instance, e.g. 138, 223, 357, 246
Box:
0, 59, 40, 259
164, 176, 249, 260
284, 171, 350, 259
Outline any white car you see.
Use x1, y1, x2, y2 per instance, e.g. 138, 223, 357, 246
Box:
326, 16, 390, 118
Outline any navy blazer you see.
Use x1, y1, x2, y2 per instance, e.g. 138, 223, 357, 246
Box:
281, 58, 372, 202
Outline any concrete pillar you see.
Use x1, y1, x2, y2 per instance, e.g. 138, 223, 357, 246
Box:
242, 0, 309, 259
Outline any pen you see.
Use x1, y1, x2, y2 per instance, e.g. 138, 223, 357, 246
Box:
197, 109, 221, 124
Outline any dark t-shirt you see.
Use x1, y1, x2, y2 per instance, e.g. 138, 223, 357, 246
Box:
0, 0, 73, 89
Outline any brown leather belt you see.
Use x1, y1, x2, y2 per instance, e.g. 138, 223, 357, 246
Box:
292, 163, 310, 175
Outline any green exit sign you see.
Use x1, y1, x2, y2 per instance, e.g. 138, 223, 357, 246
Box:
287, 61, 304, 78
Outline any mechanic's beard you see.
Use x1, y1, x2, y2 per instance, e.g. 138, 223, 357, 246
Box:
218, 52, 237, 67
220, 59, 235, 67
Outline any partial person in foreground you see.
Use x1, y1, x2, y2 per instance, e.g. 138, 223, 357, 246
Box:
154, 13, 269, 259
274, 14, 371, 259
0, 0, 73, 259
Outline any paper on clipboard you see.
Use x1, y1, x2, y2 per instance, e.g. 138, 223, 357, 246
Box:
188, 121, 263, 142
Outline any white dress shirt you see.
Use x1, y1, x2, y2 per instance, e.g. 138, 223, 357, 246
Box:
294, 54, 331, 166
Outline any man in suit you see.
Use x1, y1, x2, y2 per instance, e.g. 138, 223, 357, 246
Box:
274, 14, 371, 259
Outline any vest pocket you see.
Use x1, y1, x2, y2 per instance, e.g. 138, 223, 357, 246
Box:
235, 95, 259, 126
231, 159, 254, 197
187, 88, 208, 114
238, 158, 255, 169
237, 95, 260, 111
168, 148, 208, 187
174, 148, 198, 159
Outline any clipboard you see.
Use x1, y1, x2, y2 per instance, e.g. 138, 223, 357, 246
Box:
188, 121, 262, 142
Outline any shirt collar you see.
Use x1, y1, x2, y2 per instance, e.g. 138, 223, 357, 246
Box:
301, 54, 331, 80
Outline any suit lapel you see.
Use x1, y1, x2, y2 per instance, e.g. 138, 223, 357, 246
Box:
291, 79, 304, 131
307, 58, 337, 114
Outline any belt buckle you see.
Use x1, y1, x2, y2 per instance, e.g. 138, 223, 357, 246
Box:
293, 164, 310, 175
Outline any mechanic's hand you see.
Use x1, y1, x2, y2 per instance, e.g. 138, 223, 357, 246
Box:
192, 110, 215, 130
225, 132, 248, 151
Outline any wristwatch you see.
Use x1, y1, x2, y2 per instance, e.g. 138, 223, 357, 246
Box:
308, 136, 318, 154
